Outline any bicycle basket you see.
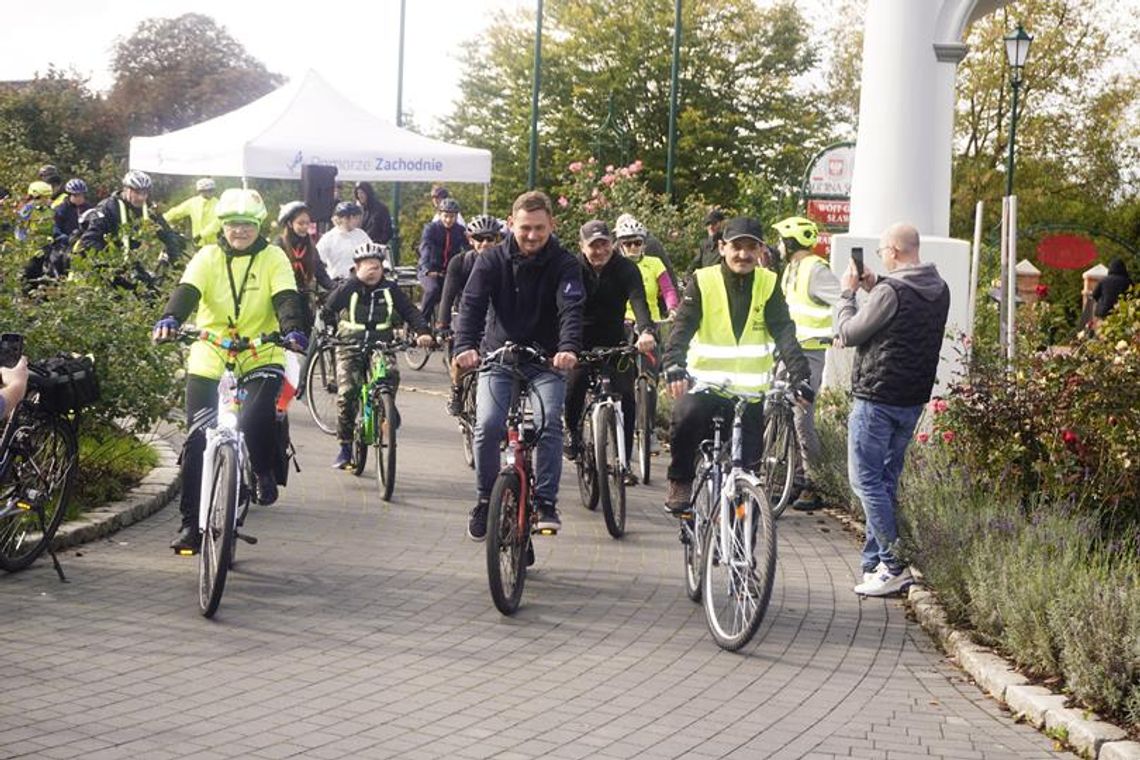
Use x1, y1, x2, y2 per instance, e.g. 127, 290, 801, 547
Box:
27, 353, 101, 413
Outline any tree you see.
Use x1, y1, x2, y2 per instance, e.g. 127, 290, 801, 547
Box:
442, 0, 832, 212
108, 14, 282, 136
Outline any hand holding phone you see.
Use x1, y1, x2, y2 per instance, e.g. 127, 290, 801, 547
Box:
851, 247, 865, 279
0, 333, 24, 369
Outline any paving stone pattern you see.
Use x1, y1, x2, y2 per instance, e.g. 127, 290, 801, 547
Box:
0, 365, 1073, 759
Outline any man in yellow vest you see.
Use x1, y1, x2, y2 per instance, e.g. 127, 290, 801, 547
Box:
773, 216, 842, 511
164, 178, 220, 249
662, 217, 811, 513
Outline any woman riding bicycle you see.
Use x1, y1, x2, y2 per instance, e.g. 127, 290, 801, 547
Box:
153, 188, 308, 553
319, 242, 433, 470
276, 201, 334, 333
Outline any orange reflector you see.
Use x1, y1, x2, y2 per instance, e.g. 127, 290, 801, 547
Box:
538, 529, 556, 536
735, 503, 746, 520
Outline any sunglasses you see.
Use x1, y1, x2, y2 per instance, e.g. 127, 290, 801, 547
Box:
621, 239, 645, 247
472, 235, 500, 244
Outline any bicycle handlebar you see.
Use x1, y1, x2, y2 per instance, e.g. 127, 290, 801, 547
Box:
476, 342, 549, 372
169, 326, 287, 353
688, 380, 768, 402
578, 344, 639, 365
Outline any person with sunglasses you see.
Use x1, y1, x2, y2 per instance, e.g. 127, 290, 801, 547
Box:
439, 214, 503, 416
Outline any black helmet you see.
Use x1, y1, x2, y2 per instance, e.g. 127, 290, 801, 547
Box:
333, 201, 362, 217
438, 198, 460, 214
38, 164, 62, 183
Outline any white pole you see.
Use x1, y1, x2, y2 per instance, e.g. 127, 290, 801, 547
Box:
999, 196, 1009, 357
967, 200, 983, 361
1006, 195, 1018, 367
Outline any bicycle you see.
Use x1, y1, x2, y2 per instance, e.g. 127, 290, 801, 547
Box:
573, 345, 638, 539
171, 327, 294, 618
480, 342, 552, 616
0, 378, 81, 580
632, 345, 660, 486
675, 379, 777, 651
300, 318, 339, 436
757, 380, 799, 519
325, 331, 406, 501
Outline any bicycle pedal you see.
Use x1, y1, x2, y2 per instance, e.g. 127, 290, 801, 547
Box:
236, 532, 258, 545
532, 527, 558, 536
175, 547, 198, 557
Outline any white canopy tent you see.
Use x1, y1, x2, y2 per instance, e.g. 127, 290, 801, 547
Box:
128, 69, 492, 184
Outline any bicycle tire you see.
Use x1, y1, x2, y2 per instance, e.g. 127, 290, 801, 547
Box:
200, 443, 238, 618
351, 407, 368, 477
575, 413, 598, 511
701, 477, 777, 651
683, 470, 713, 602
634, 376, 653, 485
375, 393, 398, 501
304, 343, 339, 436
461, 373, 476, 469
402, 344, 431, 371
760, 408, 797, 518
0, 413, 78, 572
486, 470, 527, 615
598, 405, 625, 539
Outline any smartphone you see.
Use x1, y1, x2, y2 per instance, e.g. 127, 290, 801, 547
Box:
851, 247, 865, 279
0, 333, 24, 368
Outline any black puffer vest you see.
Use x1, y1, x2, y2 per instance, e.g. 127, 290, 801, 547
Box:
851, 278, 950, 407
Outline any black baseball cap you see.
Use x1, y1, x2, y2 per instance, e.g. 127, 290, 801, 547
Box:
580, 220, 612, 243
721, 217, 764, 243
703, 209, 726, 225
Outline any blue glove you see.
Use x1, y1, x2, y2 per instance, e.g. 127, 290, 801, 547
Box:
153, 316, 179, 340
284, 330, 309, 353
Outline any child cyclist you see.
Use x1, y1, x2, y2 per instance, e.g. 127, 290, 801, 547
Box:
320, 242, 434, 469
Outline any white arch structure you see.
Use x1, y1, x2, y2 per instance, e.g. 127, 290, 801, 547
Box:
829, 0, 1013, 388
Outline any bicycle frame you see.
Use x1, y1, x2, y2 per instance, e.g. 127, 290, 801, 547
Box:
589, 374, 627, 475
503, 374, 541, 536
196, 362, 246, 537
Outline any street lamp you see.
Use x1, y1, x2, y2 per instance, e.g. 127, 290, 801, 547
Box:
1003, 23, 1033, 198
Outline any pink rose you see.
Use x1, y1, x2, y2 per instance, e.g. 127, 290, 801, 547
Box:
568, 161, 583, 173
930, 398, 948, 415
601, 173, 616, 186
557, 195, 569, 208
941, 430, 956, 444
619, 167, 630, 178
916, 432, 930, 444
629, 160, 644, 173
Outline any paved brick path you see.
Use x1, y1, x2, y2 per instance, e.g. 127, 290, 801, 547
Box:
0, 364, 1071, 759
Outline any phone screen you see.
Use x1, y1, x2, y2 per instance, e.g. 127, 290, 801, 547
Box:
851, 247, 865, 279
0, 333, 24, 369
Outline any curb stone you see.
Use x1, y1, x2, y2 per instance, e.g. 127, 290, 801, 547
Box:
822, 506, 1139, 759
50, 435, 181, 551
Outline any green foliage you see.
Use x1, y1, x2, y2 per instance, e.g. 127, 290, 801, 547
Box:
443, 0, 831, 210
109, 14, 283, 137
71, 426, 160, 516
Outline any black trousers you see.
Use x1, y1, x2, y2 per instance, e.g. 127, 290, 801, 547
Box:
565, 359, 636, 457
179, 370, 283, 527
667, 392, 764, 482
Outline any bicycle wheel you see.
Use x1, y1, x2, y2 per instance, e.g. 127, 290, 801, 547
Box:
575, 414, 598, 511
634, 376, 653, 485
759, 409, 797, 518
598, 406, 625, 539
486, 470, 527, 615
402, 344, 431, 370
351, 403, 368, 477
375, 393, 398, 501
683, 469, 712, 602
304, 343, 339, 436
460, 374, 476, 469
701, 477, 777, 651
200, 443, 238, 618
0, 413, 77, 572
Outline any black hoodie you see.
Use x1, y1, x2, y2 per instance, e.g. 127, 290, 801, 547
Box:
1093, 258, 1133, 319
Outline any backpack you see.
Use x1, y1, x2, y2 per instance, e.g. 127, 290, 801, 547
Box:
28, 353, 101, 413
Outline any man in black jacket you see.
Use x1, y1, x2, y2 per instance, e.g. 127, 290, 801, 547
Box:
564, 220, 657, 480
687, 208, 725, 276
837, 222, 949, 597
454, 191, 584, 541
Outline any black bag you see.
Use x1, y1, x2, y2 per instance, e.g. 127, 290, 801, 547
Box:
28, 353, 101, 413
273, 411, 299, 486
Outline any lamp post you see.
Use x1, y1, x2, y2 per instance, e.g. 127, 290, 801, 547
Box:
1003, 24, 1032, 198
527, 0, 544, 190
665, 0, 681, 202
391, 0, 407, 264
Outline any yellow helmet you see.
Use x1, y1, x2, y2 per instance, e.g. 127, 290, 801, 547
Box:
27, 180, 53, 199
772, 216, 819, 250
215, 188, 267, 225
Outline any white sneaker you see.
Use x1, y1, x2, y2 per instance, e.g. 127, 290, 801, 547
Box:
854, 565, 913, 596
862, 563, 884, 585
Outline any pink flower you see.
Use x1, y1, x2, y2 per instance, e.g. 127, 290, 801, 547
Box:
629, 160, 644, 174
601, 173, 616, 186
587, 157, 597, 164
916, 432, 930, 444
619, 167, 630, 178
584, 200, 597, 213
568, 161, 584, 174
929, 398, 948, 415
557, 195, 569, 208
941, 430, 956, 444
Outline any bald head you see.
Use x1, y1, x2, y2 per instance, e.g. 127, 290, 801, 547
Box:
878, 223, 920, 271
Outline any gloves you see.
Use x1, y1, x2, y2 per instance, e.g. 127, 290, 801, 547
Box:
152, 316, 179, 343
284, 330, 309, 353
794, 379, 816, 404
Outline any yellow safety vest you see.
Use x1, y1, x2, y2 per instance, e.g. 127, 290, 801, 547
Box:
780, 254, 832, 349
165, 195, 220, 246
625, 255, 666, 322
688, 266, 777, 393
117, 198, 149, 254
338, 289, 394, 335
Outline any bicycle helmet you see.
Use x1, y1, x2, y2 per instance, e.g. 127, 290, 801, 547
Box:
27, 180, 53, 199
614, 216, 648, 241
64, 178, 88, 194
195, 177, 216, 192
277, 200, 310, 226
215, 188, 267, 225
38, 165, 61, 183
466, 214, 501, 237
438, 198, 461, 214
353, 241, 392, 263
333, 200, 362, 217
122, 170, 153, 191
771, 216, 819, 250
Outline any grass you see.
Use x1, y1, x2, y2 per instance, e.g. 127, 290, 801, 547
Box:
70, 425, 159, 518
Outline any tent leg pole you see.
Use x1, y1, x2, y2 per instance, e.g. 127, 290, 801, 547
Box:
391, 183, 401, 266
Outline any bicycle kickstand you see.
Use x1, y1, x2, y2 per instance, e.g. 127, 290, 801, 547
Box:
48, 545, 68, 583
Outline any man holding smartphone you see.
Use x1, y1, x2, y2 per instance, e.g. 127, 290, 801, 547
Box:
0, 334, 29, 421
836, 222, 950, 597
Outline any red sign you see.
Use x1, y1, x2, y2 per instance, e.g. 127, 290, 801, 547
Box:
1036, 234, 1098, 270
806, 199, 850, 228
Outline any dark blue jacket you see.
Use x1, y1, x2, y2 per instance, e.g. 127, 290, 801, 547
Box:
454, 234, 584, 357
417, 220, 468, 276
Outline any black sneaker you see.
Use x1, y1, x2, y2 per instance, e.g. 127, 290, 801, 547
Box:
170, 525, 201, 554
447, 388, 464, 417
526, 541, 535, 567
564, 433, 582, 462
467, 501, 489, 542
255, 471, 278, 506
535, 501, 561, 533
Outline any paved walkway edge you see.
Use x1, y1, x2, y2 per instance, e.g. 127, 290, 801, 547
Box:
823, 506, 1140, 760
51, 434, 181, 551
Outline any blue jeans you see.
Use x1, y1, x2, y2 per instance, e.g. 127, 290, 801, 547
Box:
474, 363, 566, 506
847, 398, 923, 574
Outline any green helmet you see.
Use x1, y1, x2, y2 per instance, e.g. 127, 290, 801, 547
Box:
772, 216, 819, 250
216, 188, 268, 225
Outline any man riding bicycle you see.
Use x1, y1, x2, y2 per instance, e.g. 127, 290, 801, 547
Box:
662, 217, 810, 514
320, 242, 434, 470
453, 191, 584, 542
564, 220, 657, 484
153, 188, 308, 553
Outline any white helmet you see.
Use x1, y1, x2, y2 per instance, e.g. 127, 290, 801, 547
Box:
614, 215, 647, 241
196, 177, 216, 192
122, 169, 153, 191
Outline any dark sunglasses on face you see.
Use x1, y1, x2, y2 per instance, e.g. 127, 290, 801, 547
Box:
472, 235, 499, 244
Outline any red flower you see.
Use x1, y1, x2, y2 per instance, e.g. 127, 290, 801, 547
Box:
929, 398, 948, 415
1061, 429, 1079, 446
1035, 283, 1049, 299
941, 430, 956, 444
916, 432, 930, 443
